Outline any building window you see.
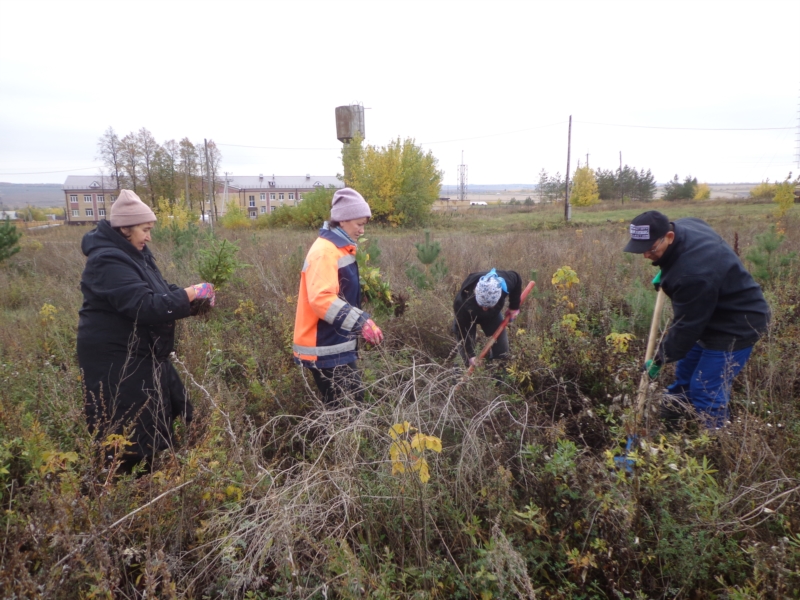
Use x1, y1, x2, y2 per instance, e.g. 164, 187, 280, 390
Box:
72, 209, 79, 217
84, 195, 92, 203
260, 193, 266, 201
70, 195, 78, 203
270, 206, 276, 212
98, 208, 106, 217
97, 195, 104, 203
110, 195, 117, 202
289, 193, 294, 200
249, 195, 255, 207
269, 193, 275, 200
85, 208, 94, 216
260, 206, 266, 214
279, 193, 284, 201
299, 193, 303, 200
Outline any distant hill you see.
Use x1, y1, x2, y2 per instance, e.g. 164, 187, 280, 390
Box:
0, 183, 64, 208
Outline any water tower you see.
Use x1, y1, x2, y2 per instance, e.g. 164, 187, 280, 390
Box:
335, 104, 365, 143
336, 103, 365, 186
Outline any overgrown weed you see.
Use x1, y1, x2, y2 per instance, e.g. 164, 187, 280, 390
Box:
0, 211, 798, 598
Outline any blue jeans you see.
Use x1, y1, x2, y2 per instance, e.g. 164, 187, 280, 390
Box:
666, 343, 753, 428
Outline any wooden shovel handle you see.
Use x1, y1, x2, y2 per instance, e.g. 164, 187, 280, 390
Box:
635, 288, 667, 414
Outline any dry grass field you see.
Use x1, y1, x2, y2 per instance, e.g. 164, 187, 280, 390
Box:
1, 200, 799, 598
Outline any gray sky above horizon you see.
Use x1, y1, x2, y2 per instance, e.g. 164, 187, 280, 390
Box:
1, 0, 798, 187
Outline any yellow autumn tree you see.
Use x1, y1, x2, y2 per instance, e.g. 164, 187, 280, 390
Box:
341, 134, 441, 227
750, 180, 777, 200
693, 183, 711, 200
773, 179, 795, 220
569, 165, 600, 206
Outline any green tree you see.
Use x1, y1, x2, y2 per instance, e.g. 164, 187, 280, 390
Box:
0, 217, 21, 263
595, 168, 617, 200
569, 166, 600, 206
662, 175, 697, 201
342, 135, 441, 227
745, 226, 797, 284
406, 231, 448, 289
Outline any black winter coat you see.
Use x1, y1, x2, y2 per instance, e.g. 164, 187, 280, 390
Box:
453, 270, 522, 354
78, 220, 193, 464
653, 217, 770, 364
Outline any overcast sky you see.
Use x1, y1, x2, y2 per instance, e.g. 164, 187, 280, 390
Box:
1, 0, 798, 186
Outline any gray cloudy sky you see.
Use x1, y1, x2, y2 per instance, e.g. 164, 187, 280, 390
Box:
1, 0, 798, 186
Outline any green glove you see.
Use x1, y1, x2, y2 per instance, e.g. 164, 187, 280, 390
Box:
645, 359, 661, 379
652, 270, 662, 291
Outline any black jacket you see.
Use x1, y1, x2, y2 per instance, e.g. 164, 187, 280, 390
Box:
77, 220, 193, 463
653, 218, 770, 364
453, 269, 522, 343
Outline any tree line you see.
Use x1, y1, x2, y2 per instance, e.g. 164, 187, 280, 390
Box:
96, 127, 222, 214
537, 165, 657, 203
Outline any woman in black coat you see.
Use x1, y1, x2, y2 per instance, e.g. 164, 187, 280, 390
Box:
453, 268, 522, 367
78, 190, 215, 474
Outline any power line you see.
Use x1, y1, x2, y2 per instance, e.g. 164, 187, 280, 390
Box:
577, 121, 794, 131
216, 143, 338, 150
421, 121, 567, 145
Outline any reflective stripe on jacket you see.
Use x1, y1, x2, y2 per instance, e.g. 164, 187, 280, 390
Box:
293, 226, 370, 368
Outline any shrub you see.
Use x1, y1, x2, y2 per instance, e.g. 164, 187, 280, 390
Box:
0, 216, 22, 263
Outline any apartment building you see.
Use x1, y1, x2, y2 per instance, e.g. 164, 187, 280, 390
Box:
227, 175, 342, 219
63, 176, 119, 224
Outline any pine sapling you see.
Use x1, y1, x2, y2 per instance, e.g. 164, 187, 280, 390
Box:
0, 217, 22, 264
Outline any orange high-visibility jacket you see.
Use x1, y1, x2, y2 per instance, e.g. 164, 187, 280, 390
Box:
293, 226, 370, 368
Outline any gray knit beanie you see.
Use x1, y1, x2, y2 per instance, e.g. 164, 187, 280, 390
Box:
109, 189, 157, 227
331, 187, 371, 222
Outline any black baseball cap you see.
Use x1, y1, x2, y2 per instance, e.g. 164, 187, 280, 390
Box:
623, 211, 670, 253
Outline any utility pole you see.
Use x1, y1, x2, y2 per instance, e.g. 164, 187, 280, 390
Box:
619, 151, 623, 205
564, 115, 572, 222
586, 152, 589, 169
204, 139, 214, 230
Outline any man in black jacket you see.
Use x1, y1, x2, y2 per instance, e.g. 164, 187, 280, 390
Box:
453, 269, 522, 368
624, 211, 770, 428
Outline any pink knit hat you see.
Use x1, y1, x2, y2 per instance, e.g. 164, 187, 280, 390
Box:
109, 190, 157, 227
331, 187, 371, 222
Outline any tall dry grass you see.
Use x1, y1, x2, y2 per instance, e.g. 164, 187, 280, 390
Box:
1, 207, 799, 598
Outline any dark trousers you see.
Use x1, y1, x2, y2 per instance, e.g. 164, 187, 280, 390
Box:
664, 343, 754, 429
309, 362, 364, 408
452, 316, 510, 366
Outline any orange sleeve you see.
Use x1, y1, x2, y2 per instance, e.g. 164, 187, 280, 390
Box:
303, 244, 344, 321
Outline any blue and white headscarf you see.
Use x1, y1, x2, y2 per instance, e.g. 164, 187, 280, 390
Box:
475, 268, 507, 307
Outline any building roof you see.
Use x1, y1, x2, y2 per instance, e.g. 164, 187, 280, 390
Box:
63, 175, 119, 190
63, 174, 343, 191
225, 175, 342, 189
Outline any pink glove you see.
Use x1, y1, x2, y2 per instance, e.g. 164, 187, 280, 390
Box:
192, 282, 216, 307
361, 319, 384, 345
468, 356, 478, 368
506, 309, 520, 322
